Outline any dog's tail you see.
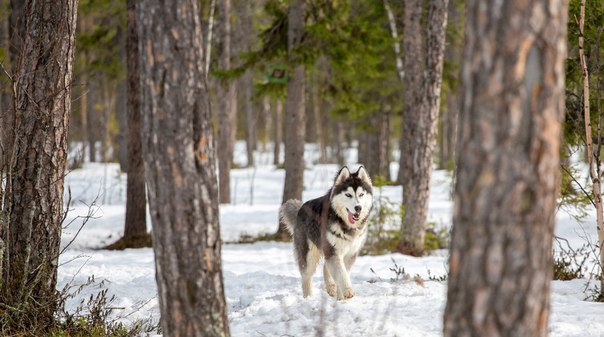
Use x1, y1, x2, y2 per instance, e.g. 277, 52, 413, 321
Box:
279, 199, 302, 235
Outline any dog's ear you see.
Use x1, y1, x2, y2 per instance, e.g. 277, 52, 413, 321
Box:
334, 166, 351, 185
356, 165, 372, 185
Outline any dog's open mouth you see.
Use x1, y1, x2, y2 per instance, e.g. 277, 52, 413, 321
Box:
347, 209, 361, 225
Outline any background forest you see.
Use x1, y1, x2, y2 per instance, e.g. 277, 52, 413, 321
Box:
0, 0, 603, 336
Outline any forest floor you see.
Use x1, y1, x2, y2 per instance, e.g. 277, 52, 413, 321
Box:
58, 143, 604, 337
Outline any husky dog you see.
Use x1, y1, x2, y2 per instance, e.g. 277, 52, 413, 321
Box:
280, 166, 373, 300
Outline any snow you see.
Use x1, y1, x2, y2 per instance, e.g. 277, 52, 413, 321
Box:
57, 142, 604, 336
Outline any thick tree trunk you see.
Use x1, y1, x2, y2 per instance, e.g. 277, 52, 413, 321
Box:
217, 0, 236, 203
278, 0, 306, 239
397, 0, 449, 256
1, 0, 78, 330
137, 0, 230, 336
397, 0, 423, 187
443, 0, 568, 336
123, 0, 147, 241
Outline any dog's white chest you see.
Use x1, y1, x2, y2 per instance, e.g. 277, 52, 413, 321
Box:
327, 225, 367, 256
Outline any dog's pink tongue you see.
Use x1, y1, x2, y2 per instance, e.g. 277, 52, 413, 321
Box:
348, 211, 356, 225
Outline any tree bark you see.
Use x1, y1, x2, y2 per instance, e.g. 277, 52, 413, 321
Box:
443, 0, 568, 335
358, 113, 390, 181
87, 79, 97, 162
278, 0, 306, 239
1, 0, 78, 330
137, 0, 230, 335
1, 0, 25, 172
273, 98, 282, 166
397, 0, 449, 255
0, 0, 10, 171
217, 0, 236, 203
243, 70, 257, 167
123, 0, 147, 241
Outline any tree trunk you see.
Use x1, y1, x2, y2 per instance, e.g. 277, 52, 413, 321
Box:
123, 0, 147, 241
397, 0, 422, 186
116, 79, 128, 170
0, 0, 10, 171
217, 0, 236, 203
397, 0, 448, 256
244, 70, 257, 167
438, 1, 462, 171
87, 79, 97, 162
100, 80, 115, 162
443, 0, 568, 335
273, 98, 282, 166
261, 95, 270, 152
576, 0, 604, 298
137, 0, 230, 335
333, 119, 345, 166
1, 0, 78, 331
278, 0, 306, 239
1, 0, 25, 172
359, 114, 390, 181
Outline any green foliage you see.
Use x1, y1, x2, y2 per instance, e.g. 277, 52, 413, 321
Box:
229, 0, 403, 126
76, 0, 126, 80
564, 0, 604, 146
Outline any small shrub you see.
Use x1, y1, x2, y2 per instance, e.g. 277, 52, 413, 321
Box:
424, 222, 450, 252
52, 276, 159, 337
362, 176, 403, 255
552, 242, 589, 281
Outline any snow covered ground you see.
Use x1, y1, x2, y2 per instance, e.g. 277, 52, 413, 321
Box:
58, 143, 604, 336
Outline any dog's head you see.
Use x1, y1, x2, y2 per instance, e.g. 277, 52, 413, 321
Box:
330, 166, 373, 227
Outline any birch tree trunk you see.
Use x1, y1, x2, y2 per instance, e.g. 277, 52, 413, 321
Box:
397, 0, 449, 255
577, 0, 604, 298
278, 0, 306, 239
137, 0, 230, 335
443, 0, 568, 335
1, 0, 78, 330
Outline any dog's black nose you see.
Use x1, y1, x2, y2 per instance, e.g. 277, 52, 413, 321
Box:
354, 206, 362, 213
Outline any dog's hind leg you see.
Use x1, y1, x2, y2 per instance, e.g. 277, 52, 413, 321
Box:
300, 242, 321, 297
323, 264, 337, 297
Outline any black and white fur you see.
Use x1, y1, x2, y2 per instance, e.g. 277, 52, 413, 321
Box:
280, 166, 373, 300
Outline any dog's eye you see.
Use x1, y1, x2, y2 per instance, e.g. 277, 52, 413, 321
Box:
359, 193, 364, 197
345, 193, 352, 198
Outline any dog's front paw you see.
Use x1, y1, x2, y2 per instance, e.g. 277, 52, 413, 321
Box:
337, 287, 354, 300
326, 283, 337, 297
343, 287, 355, 299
